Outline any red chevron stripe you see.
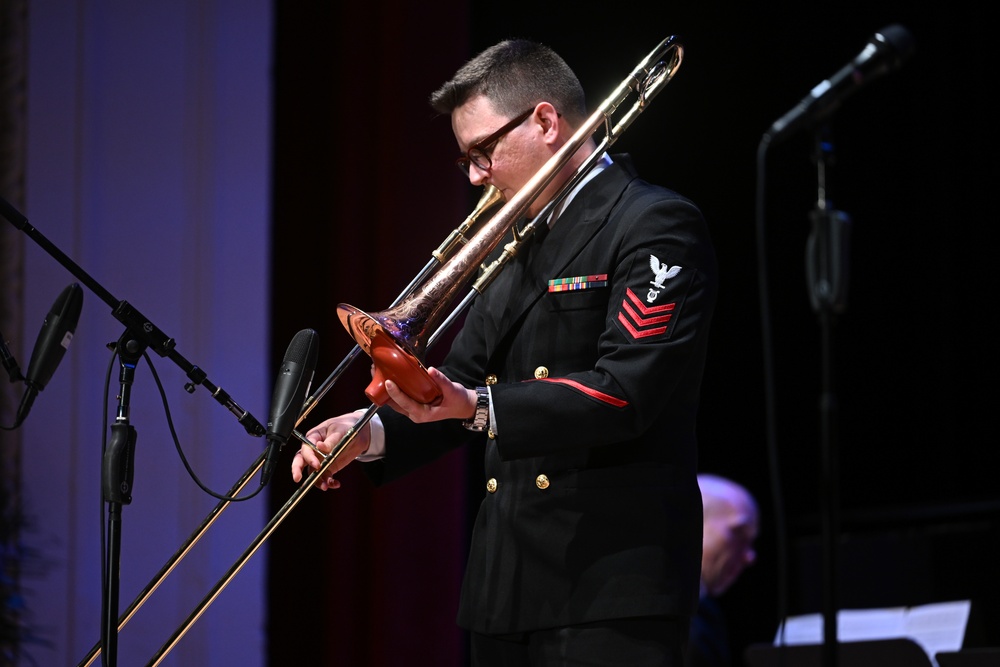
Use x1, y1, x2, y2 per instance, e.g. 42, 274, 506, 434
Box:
622, 299, 673, 326
625, 287, 675, 314
618, 312, 668, 339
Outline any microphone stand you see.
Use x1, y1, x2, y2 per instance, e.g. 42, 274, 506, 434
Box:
0, 196, 267, 667
804, 126, 851, 667
100, 331, 141, 667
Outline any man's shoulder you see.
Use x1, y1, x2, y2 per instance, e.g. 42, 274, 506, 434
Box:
616, 175, 702, 223
603, 153, 695, 206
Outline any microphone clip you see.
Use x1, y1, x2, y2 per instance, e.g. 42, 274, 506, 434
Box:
1, 333, 23, 382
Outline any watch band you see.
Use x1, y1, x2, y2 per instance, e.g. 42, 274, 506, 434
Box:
462, 386, 490, 432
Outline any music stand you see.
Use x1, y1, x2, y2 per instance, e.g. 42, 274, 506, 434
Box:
745, 638, 932, 667
936, 649, 1000, 667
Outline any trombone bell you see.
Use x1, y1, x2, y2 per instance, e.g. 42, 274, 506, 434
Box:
337, 303, 441, 406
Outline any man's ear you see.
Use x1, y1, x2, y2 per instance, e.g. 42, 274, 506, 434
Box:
533, 102, 562, 143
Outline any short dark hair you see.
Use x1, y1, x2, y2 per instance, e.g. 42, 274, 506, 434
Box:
429, 39, 587, 125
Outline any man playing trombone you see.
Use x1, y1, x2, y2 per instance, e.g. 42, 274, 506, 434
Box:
293, 38, 718, 666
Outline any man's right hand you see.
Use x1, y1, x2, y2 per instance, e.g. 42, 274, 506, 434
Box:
291, 413, 372, 490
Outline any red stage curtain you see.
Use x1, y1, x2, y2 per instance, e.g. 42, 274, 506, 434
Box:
267, 3, 477, 666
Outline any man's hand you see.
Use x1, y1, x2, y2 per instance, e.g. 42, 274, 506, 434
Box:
291, 368, 476, 490
383, 366, 477, 423
291, 413, 371, 490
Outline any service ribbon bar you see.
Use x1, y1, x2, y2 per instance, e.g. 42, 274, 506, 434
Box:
547, 274, 609, 293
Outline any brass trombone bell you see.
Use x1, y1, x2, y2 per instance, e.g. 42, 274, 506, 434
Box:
337, 304, 440, 406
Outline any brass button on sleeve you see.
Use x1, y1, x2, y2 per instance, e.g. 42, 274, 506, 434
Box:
535, 474, 550, 490
533, 366, 549, 379
486, 478, 498, 493
485, 374, 498, 385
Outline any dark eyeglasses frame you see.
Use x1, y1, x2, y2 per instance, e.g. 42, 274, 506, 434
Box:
456, 107, 535, 175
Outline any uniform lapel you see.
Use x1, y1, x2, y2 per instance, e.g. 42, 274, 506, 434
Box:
488, 161, 632, 354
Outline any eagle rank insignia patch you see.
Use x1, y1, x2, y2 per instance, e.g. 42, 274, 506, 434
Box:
616, 253, 687, 341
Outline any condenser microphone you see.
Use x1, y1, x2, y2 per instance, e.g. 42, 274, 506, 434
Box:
765, 24, 915, 144
15, 283, 84, 426
261, 328, 319, 486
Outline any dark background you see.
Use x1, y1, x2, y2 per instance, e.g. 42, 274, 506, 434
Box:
268, 2, 998, 664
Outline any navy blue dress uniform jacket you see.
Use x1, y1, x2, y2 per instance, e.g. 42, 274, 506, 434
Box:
367, 154, 718, 636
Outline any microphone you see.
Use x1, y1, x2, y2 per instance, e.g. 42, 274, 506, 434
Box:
16, 283, 84, 426
261, 328, 319, 486
765, 24, 915, 144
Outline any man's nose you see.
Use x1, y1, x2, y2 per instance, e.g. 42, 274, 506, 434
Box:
468, 162, 489, 186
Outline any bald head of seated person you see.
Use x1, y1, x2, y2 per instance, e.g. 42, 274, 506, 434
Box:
685, 474, 760, 667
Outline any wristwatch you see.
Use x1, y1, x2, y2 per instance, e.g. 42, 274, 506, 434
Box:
462, 386, 490, 432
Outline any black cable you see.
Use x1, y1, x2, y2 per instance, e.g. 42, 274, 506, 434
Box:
755, 134, 790, 648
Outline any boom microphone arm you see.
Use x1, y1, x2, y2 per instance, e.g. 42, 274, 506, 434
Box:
0, 195, 266, 437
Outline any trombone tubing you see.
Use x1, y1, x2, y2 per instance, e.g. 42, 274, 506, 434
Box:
146, 404, 379, 666
76, 453, 265, 667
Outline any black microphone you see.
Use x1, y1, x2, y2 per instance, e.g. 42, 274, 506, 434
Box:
15, 283, 84, 426
765, 24, 915, 144
261, 328, 319, 486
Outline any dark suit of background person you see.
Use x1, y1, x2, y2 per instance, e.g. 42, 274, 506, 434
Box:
685, 474, 760, 667
295, 40, 718, 665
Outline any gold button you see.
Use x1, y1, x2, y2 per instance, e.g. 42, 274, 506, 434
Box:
533, 366, 549, 379
535, 474, 550, 490
486, 478, 498, 493
487, 428, 496, 440
485, 374, 498, 385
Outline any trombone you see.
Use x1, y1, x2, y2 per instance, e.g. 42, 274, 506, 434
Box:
81, 34, 683, 666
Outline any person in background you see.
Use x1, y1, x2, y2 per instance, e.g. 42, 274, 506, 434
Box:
686, 473, 761, 667
294, 38, 718, 666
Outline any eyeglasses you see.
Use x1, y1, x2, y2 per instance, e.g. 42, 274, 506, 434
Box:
456, 107, 535, 175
